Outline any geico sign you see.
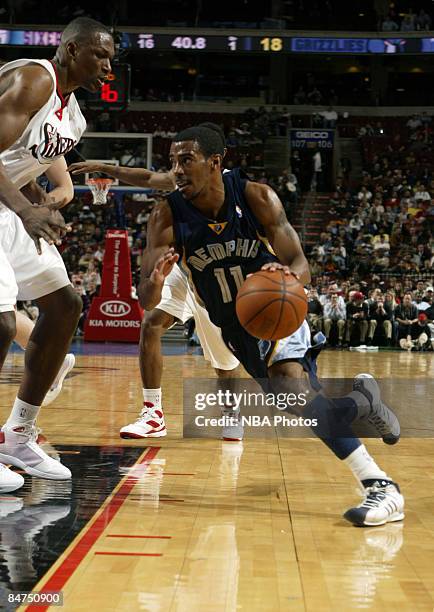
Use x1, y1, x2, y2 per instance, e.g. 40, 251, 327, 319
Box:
100, 300, 131, 317
295, 131, 329, 138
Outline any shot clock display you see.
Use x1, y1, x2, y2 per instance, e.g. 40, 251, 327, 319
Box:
85, 63, 131, 111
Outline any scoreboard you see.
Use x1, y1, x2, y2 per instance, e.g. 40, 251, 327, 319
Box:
0, 28, 433, 55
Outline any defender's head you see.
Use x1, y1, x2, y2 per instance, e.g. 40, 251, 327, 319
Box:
170, 126, 225, 201
57, 17, 114, 92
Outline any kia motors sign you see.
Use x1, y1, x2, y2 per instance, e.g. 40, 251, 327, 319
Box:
84, 230, 143, 342
100, 300, 132, 317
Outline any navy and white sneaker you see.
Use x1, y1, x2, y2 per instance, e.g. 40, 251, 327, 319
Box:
344, 479, 404, 527
351, 373, 400, 444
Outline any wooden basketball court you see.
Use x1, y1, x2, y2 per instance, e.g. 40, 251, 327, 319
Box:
1, 346, 434, 611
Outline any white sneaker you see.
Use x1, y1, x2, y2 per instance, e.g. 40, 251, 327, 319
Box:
0, 463, 24, 493
120, 403, 167, 439
0, 425, 71, 480
42, 353, 75, 406
222, 406, 244, 441
344, 479, 405, 527
0, 495, 23, 517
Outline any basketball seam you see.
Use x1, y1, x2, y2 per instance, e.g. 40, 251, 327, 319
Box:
251, 272, 287, 287
271, 294, 285, 340
237, 288, 289, 298
251, 271, 299, 288
283, 293, 307, 303
283, 297, 301, 329
243, 298, 284, 328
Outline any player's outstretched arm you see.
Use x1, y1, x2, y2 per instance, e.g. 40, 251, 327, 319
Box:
68, 161, 176, 191
138, 200, 178, 310
245, 182, 311, 285
0, 65, 67, 253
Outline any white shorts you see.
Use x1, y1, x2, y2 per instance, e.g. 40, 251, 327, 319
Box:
0, 207, 70, 310
157, 265, 239, 371
263, 320, 312, 365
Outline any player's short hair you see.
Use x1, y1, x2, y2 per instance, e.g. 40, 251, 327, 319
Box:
173, 126, 225, 158
61, 17, 112, 45
198, 122, 226, 147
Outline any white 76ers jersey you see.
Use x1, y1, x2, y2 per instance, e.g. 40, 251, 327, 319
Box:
0, 58, 86, 194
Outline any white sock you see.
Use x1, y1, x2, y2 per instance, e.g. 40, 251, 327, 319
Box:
6, 398, 40, 428
143, 388, 162, 409
344, 444, 389, 484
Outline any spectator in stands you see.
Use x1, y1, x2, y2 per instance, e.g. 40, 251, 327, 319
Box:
414, 291, 431, 312
312, 147, 323, 191
153, 125, 167, 138
357, 185, 373, 202
382, 14, 399, 31
400, 13, 416, 31
318, 106, 338, 129
373, 233, 390, 251
165, 126, 177, 139
323, 293, 346, 347
366, 293, 394, 346
349, 214, 363, 235
307, 87, 322, 105
293, 85, 306, 105
416, 9, 432, 30
345, 291, 368, 347
79, 205, 96, 223
307, 288, 323, 333
400, 312, 432, 351
71, 276, 91, 336
395, 292, 419, 343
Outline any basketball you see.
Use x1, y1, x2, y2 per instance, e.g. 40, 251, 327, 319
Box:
235, 270, 307, 341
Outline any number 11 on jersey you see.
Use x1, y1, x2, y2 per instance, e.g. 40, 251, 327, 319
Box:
214, 266, 244, 303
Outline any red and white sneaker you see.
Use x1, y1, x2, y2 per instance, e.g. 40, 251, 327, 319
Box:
0, 424, 71, 480
120, 403, 167, 439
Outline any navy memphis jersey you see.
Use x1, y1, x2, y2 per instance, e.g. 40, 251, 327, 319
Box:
167, 168, 278, 328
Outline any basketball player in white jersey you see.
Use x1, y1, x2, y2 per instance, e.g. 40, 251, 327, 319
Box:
0, 17, 114, 493
12, 160, 79, 404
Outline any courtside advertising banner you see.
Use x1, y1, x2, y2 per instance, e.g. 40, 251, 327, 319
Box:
84, 229, 143, 342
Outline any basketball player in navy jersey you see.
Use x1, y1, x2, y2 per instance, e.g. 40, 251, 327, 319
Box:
134, 125, 403, 527
69, 123, 241, 441
0, 17, 114, 492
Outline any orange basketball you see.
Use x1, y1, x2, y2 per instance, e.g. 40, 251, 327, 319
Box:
235, 270, 308, 341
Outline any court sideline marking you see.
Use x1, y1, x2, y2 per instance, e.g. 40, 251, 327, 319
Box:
23, 445, 161, 612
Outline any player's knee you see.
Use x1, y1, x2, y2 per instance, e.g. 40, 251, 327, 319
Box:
0, 312, 17, 346
39, 287, 82, 323
62, 290, 83, 323
141, 309, 174, 339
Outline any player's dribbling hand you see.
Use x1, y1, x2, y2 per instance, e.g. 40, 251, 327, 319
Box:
19, 206, 68, 255
257, 262, 300, 279
150, 248, 180, 285
67, 162, 103, 175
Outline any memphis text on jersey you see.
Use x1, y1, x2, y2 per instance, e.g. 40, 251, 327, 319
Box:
188, 238, 261, 272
